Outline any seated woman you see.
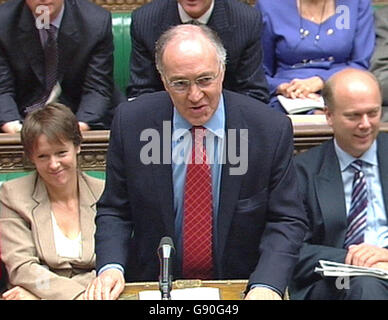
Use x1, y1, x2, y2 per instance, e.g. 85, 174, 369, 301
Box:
0, 103, 104, 300
256, 0, 375, 114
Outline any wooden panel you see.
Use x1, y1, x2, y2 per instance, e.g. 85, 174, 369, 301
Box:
119, 279, 248, 300
0, 130, 110, 172
1, 123, 387, 173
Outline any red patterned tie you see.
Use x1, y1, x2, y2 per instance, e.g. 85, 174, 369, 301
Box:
182, 126, 213, 279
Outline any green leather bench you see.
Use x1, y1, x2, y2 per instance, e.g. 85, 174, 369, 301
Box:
0, 171, 105, 187
112, 11, 132, 95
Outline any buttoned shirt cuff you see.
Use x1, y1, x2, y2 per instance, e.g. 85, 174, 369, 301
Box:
98, 263, 125, 276
249, 283, 283, 299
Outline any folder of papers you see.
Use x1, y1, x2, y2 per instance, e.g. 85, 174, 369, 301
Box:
277, 95, 325, 114
315, 260, 388, 280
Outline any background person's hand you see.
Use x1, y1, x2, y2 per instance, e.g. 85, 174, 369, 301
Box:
1, 120, 22, 134
277, 77, 324, 99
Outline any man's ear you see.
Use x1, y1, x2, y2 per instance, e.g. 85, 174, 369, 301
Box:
324, 106, 333, 127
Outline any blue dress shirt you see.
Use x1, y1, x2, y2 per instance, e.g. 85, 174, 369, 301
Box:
334, 139, 388, 248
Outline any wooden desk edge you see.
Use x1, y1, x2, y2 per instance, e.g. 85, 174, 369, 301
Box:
119, 279, 249, 300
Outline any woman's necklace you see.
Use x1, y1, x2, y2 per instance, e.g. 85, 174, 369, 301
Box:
299, 0, 328, 42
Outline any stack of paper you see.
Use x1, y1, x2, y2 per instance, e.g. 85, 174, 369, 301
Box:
139, 287, 221, 300
277, 95, 325, 114
315, 260, 388, 280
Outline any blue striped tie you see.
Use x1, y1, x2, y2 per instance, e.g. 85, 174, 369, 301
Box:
344, 160, 368, 248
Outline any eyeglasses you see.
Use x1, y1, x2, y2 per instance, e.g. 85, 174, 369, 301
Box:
165, 66, 222, 93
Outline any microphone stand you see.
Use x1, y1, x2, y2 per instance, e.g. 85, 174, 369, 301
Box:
158, 237, 175, 300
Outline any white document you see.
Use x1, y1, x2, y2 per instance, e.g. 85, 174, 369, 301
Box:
46, 82, 62, 105
139, 287, 220, 300
315, 260, 388, 280
277, 95, 325, 114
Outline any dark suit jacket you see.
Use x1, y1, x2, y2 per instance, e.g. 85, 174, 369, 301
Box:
290, 133, 388, 299
127, 0, 269, 104
95, 89, 307, 295
0, 0, 115, 129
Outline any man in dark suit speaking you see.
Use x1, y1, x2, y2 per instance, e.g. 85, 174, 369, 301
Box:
85, 24, 307, 300
0, 0, 115, 132
127, 0, 269, 104
290, 69, 388, 299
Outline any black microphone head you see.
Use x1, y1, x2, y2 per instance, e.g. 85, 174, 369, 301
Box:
158, 236, 175, 250
158, 236, 175, 259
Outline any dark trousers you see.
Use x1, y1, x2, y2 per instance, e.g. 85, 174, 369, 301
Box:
304, 276, 388, 300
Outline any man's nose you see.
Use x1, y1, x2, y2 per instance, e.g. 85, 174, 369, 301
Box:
359, 114, 371, 129
187, 82, 204, 103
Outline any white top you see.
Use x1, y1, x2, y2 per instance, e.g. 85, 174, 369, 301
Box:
51, 212, 82, 259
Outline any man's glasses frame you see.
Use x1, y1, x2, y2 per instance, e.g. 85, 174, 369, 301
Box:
165, 64, 223, 93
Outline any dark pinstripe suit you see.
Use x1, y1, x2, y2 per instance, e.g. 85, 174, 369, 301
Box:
127, 0, 269, 104
0, 0, 115, 129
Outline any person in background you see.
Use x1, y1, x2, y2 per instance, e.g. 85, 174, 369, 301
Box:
0, 103, 104, 300
0, 0, 116, 133
290, 68, 388, 299
371, 6, 388, 119
84, 24, 307, 300
127, 0, 269, 104
256, 0, 375, 114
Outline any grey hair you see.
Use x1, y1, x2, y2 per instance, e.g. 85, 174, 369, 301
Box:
155, 24, 227, 76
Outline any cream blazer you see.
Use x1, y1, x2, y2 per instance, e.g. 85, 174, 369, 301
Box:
0, 171, 104, 300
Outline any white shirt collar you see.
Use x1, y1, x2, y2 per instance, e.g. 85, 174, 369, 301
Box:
50, 3, 65, 30
334, 138, 378, 172
177, 0, 215, 24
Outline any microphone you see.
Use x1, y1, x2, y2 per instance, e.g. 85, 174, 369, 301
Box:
157, 236, 175, 300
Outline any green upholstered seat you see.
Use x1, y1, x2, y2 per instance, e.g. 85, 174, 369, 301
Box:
112, 11, 132, 94
0, 171, 105, 186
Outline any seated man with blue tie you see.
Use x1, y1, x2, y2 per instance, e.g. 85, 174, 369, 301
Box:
290, 68, 388, 300
84, 24, 307, 300
0, 0, 116, 133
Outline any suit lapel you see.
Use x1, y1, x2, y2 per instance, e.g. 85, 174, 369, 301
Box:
159, 0, 181, 35
17, 4, 45, 85
77, 173, 98, 264
377, 133, 388, 221
315, 140, 348, 247
207, 0, 232, 39
31, 175, 59, 267
216, 92, 245, 273
57, 3, 79, 82
151, 97, 175, 237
